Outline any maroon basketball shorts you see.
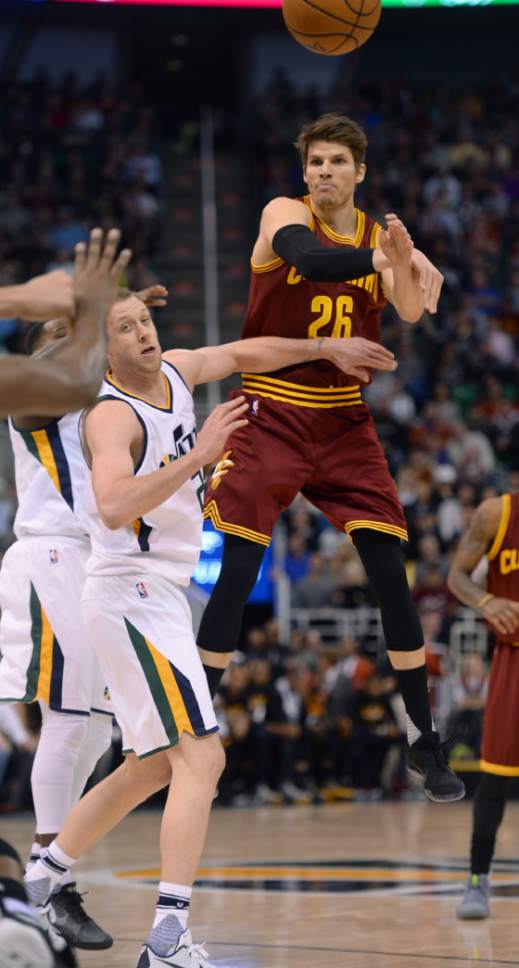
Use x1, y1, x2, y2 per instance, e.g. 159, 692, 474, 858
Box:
204, 392, 407, 547
481, 640, 519, 777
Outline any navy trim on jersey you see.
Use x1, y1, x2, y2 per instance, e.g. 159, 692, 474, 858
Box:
162, 358, 192, 395
95, 395, 149, 473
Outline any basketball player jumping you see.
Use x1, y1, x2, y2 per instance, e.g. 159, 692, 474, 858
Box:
0, 227, 130, 968
198, 112, 464, 802
448, 492, 519, 918
23, 290, 398, 967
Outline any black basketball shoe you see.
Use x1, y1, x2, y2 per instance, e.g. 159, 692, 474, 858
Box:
408, 731, 465, 802
47, 883, 113, 950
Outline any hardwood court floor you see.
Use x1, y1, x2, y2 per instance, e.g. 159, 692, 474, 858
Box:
5, 800, 519, 967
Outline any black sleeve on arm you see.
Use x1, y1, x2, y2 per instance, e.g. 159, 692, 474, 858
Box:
272, 224, 376, 282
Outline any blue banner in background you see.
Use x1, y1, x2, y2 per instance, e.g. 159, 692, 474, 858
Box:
192, 520, 273, 604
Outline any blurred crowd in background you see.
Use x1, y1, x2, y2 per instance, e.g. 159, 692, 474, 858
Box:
0, 69, 518, 811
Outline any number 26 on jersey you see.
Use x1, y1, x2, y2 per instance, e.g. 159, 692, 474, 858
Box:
308, 295, 353, 340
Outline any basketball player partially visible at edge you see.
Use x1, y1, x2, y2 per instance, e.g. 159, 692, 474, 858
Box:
449, 491, 519, 919
199, 112, 465, 802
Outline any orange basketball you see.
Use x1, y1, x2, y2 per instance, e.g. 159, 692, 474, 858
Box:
282, 0, 382, 56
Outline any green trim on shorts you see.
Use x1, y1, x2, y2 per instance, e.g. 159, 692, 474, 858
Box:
123, 725, 219, 760
124, 618, 180, 748
24, 583, 42, 702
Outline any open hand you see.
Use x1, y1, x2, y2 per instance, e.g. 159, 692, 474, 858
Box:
378, 214, 414, 268
324, 336, 397, 384
74, 227, 132, 319
196, 396, 249, 466
409, 250, 444, 314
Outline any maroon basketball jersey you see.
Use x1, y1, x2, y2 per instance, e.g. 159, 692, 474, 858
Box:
242, 197, 386, 397
487, 493, 519, 643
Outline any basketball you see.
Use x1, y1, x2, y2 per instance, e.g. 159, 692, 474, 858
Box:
282, 0, 382, 56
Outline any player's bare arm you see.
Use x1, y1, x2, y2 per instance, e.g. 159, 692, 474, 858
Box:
379, 217, 425, 323
0, 269, 74, 322
86, 397, 248, 530
448, 498, 519, 637
165, 334, 397, 391
0, 228, 131, 419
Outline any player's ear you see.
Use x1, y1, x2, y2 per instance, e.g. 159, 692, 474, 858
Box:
302, 166, 308, 187
355, 163, 366, 185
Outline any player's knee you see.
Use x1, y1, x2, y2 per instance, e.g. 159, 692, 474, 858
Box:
37, 712, 90, 770
125, 752, 172, 795
218, 535, 265, 598
180, 733, 225, 787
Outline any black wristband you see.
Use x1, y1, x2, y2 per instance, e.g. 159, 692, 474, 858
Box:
272, 224, 375, 282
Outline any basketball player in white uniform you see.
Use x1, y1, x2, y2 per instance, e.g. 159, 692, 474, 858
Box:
0, 317, 114, 950
0, 227, 130, 968
24, 291, 397, 967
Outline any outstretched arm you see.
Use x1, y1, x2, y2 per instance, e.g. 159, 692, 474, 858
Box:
0, 228, 131, 419
0, 270, 74, 322
448, 497, 519, 637
165, 333, 397, 390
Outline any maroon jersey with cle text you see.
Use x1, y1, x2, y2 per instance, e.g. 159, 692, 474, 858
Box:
480, 493, 519, 776
241, 197, 386, 406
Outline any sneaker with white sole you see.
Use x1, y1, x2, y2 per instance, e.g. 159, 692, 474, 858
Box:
136, 929, 215, 967
47, 882, 113, 950
457, 873, 490, 919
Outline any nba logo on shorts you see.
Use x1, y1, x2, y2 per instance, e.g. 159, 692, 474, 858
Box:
136, 581, 148, 599
252, 399, 259, 415
49, 549, 59, 564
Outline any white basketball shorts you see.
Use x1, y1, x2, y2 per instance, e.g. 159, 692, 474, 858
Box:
81, 573, 218, 759
0, 537, 111, 717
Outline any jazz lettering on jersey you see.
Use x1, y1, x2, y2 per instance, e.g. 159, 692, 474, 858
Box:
160, 422, 205, 513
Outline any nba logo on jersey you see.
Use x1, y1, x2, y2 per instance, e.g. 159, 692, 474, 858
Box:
136, 581, 148, 599
252, 399, 259, 415
49, 549, 59, 564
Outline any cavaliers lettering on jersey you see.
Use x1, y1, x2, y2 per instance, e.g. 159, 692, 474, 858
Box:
486, 493, 519, 644
9, 412, 88, 540
85, 360, 204, 587
241, 197, 386, 408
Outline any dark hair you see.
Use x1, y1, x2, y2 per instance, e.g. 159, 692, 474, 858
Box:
295, 113, 368, 169
25, 322, 47, 355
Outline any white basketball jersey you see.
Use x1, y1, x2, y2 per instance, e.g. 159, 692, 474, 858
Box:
85, 360, 204, 587
9, 412, 89, 540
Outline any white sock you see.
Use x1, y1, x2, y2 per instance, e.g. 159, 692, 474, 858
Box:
406, 715, 422, 745
147, 882, 192, 954
25, 841, 77, 907
406, 713, 436, 746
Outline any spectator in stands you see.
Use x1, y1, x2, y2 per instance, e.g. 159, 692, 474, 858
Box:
448, 653, 488, 759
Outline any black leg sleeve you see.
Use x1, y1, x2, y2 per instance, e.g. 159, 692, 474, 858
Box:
352, 530, 423, 652
197, 533, 265, 654
471, 773, 511, 875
